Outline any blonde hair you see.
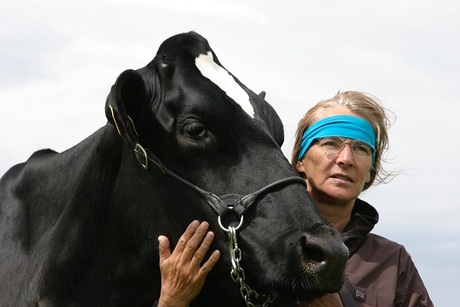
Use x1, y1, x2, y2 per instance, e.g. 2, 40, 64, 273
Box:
291, 91, 394, 190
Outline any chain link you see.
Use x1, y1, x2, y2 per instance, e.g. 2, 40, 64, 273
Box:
226, 226, 277, 307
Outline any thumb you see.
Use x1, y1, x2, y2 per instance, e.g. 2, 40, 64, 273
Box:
158, 235, 171, 265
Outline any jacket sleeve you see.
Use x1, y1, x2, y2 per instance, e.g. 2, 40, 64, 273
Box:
395, 246, 433, 307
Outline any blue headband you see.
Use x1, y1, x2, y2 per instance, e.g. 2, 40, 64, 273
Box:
297, 114, 376, 161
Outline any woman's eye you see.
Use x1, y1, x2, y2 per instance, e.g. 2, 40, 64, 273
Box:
354, 143, 373, 155
322, 140, 341, 149
184, 122, 207, 137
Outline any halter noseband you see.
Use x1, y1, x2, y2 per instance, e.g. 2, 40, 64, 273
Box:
134, 143, 306, 225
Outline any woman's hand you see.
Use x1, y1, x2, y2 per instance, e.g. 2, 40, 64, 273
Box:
157, 221, 221, 307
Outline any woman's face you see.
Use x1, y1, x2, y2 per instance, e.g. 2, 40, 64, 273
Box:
296, 107, 373, 205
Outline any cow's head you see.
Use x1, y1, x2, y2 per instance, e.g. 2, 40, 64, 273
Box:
105, 31, 348, 306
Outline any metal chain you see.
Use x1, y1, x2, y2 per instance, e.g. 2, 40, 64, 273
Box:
226, 225, 277, 307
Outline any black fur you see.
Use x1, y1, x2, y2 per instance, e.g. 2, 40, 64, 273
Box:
0, 32, 347, 306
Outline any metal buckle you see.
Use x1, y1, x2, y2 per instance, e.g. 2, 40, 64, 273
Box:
134, 143, 148, 170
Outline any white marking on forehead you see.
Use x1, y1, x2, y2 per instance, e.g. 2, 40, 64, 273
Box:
195, 51, 255, 118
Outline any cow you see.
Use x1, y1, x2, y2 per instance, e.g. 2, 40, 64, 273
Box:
0, 31, 348, 306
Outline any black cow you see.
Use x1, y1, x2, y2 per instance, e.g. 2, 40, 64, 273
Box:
0, 32, 348, 306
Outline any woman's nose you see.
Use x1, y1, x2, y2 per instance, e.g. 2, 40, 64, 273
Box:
336, 144, 354, 166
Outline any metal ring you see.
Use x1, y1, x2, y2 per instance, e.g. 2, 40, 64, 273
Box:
218, 215, 244, 232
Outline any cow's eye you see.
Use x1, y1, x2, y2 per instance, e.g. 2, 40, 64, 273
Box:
184, 122, 207, 138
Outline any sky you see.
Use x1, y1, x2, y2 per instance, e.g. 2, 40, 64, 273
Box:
1, 0, 459, 305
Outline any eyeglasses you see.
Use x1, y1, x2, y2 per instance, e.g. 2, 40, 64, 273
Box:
316, 137, 375, 159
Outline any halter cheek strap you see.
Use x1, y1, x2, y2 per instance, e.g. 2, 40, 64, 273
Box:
297, 115, 376, 161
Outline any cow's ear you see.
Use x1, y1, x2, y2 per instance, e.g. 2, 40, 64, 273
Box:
256, 91, 285, 147
105, 69, 146, 146
267, 109, 284, 147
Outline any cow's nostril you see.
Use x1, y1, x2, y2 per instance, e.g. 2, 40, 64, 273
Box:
300, 235, 327, 267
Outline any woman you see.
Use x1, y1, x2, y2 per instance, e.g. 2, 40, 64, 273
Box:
156, 91, 433, 306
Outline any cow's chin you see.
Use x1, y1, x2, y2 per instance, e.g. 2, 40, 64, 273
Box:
271, 289, 328, 306
254, 274, 343, 307
269, 291, 338, 307
296, 293, 341, 307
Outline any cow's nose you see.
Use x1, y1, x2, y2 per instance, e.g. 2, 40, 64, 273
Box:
299, 229, 348, 277
300, 234, 327, 272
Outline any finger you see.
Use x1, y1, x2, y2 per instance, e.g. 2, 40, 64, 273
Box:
158, 235, 171, 265
181, 222, 210, 261
174, 220, 201, 254
198, 249, 221, 278
190, 231, 216, 265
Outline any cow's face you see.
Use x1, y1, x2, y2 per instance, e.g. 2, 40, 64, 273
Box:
105, 32, 348, 305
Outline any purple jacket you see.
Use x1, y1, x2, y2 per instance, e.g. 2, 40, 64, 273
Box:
341, 199, 433, 307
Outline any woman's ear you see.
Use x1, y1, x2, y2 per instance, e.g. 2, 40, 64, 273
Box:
365, 169, 371, 183
296, 161, 304, 172
296, 160, 306, 178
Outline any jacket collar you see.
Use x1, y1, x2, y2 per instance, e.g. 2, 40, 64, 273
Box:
341, 198, 379, 256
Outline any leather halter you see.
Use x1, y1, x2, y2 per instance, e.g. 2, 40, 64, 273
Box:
110, 97, 307, 306
133, 143, 306, 225
108, 104, 306, 224
134, 142, 307, 306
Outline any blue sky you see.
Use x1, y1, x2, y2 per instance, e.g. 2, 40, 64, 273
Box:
1, 1, 459, 305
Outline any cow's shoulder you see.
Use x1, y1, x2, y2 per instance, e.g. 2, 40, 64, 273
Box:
1, 148, 67, 196
1, 148, 56, 178
30, 148, 58, 159
0, 125, 121, 205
